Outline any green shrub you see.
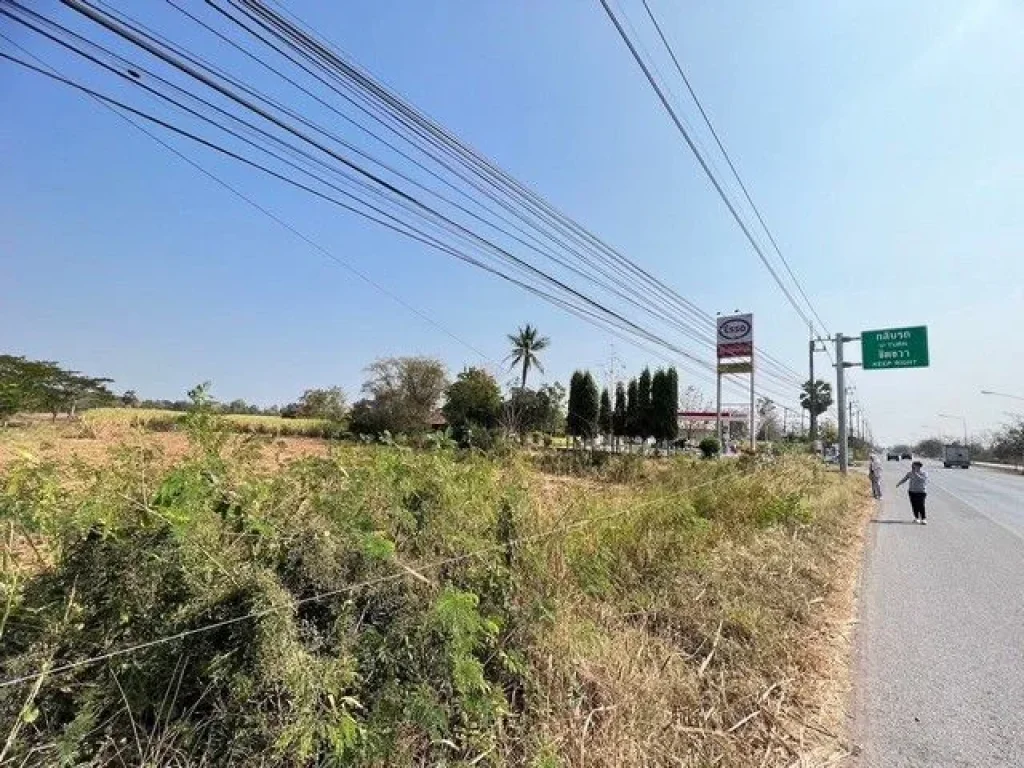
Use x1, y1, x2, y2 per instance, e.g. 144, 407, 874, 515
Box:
698, 437, 721, 459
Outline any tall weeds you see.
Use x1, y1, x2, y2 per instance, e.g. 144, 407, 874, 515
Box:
0, 411, 864, 766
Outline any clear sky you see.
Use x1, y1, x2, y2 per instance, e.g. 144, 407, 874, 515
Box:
2, 0, 1022, 445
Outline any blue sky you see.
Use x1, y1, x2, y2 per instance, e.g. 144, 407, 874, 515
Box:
2, 0, 1021, 444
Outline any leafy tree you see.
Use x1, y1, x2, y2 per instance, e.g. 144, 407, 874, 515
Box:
0, 355, 37, 423
540, 382, 567, 434
500, 383, 563, 437
121, 390, 139, 408
800, 379, 833, 419
912, 438, 944, 459
33, 368, 114, 420
507, 324, 550, 389
279, 402, 302, 419
637, 367, 653, 438
347, 398, 387, 435
820, 419, 838, 443
598, 387, 612, 437
991, 417, 1024, 464
625, 378, 640, 440
612, 382, 627, 439
756, 397, 781, 442
356, 357, 448, 435
289, 387, 347, 422
443, 367, 502, 430
225, 398, 249, 415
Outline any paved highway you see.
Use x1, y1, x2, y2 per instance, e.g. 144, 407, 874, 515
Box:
854, 460, 1024, 766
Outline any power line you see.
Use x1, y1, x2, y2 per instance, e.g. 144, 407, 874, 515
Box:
221, 0, 806, 393
4, 0, 806, 407
0, 31, 493, 366
215, 0, 805, 387
596, 0, 816, 332
637, 0, 831, 338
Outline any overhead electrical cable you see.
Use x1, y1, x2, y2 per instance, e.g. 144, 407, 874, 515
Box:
3, 0, 806, 408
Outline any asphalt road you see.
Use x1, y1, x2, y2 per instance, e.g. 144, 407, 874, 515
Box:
854, 460, 1024, 766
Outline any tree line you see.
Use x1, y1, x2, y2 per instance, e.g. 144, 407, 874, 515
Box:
566, 366, 680, 447
9, 326, 787, 453
913, 416, 1024, 465
0, 355, 114, 424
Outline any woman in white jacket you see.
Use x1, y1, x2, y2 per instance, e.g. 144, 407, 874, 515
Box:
868, 455, 883, 499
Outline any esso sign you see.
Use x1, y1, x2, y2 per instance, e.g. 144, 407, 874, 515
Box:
717, 313, 753, 344
719, 318, 751, 340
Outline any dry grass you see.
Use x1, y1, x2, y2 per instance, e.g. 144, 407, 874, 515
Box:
83, 407, 334, 436
0, 421, 870, 767
0, 419, 330, 473
524, 463, 871, 767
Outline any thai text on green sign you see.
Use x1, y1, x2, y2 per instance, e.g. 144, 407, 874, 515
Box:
861, 325, 929, 370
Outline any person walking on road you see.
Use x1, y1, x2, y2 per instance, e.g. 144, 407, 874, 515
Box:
868, 455, 883, 499
896, 461, 929, 524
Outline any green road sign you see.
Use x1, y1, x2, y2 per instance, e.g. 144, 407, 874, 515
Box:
861, 325, 929, 370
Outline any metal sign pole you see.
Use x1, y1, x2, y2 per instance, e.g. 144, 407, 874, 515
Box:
749, 352, 756, 451
716, 371, 723, 450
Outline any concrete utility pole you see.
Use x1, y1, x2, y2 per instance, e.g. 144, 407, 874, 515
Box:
836, 333, 848, 472
834, 333, 859, 474
808, 335, 817, 443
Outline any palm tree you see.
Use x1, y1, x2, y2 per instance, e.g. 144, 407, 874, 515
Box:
800, 379, 833, 417
507, 324, 550, 390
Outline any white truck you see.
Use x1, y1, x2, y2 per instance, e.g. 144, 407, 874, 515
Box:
943, 444, 970, 469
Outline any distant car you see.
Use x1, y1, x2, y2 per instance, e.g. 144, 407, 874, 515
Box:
901, 452, 913, 460
887, 452, 900, 461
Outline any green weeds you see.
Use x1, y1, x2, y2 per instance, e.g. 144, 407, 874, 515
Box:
0, 411, 865, 766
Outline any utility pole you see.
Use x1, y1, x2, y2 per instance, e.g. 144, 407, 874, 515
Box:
836, 333, 848, 473
808, 334, 817, 443
833, 333, 860, 474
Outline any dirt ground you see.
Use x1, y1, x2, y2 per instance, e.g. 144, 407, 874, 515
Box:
0, 420, 331, 472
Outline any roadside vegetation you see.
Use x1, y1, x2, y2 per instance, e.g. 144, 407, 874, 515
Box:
910, 422, 1024, 466
0, 392, 866, 766
0, 327, 872, 765
83, 408, 341, 440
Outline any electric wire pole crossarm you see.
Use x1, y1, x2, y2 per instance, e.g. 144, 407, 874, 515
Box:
814, 332, 862, 474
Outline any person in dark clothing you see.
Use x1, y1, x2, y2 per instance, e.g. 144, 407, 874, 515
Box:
896, 461, 929, 524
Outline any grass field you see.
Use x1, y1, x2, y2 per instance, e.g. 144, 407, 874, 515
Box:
0, 414, 869, 766
84, 406, 336, 437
